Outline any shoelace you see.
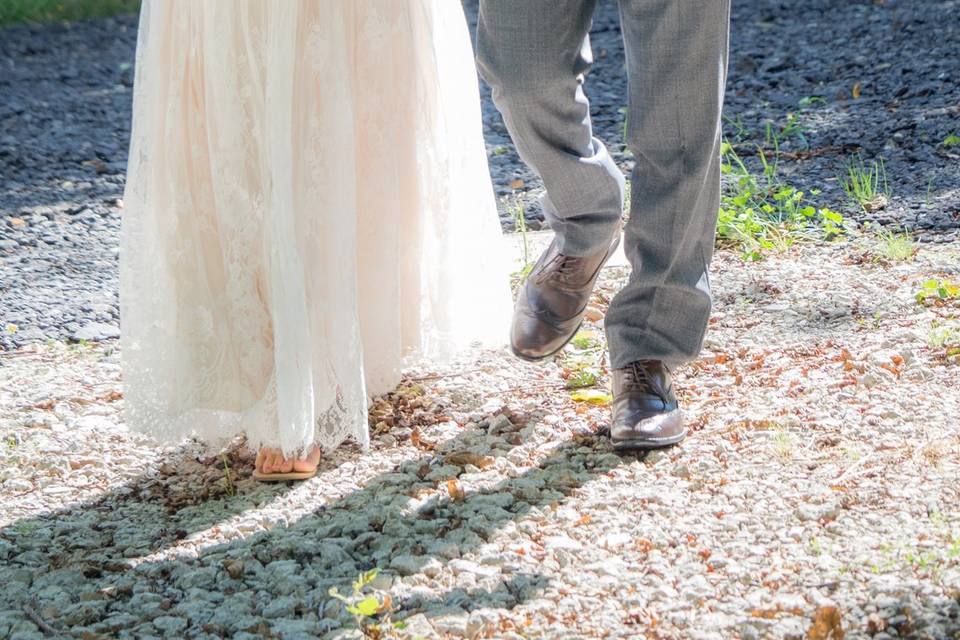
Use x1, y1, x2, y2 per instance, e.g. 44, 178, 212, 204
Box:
534, 254, 584, 285
621, 361, 668, 401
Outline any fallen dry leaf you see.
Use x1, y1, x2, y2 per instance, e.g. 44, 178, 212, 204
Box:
865, 613, 886, 634
443, 450, 494, 469
446, 479, 465, 502
583, 305, 605, 322
863, 194, 888, 212
410, 427, 435, 451
807, 605, 845, 640
570, 389, 613, 405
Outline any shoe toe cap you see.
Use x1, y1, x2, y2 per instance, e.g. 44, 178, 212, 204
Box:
611, 408, 684, 442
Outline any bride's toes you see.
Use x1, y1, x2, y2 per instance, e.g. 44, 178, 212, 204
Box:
292, 446, 321, 473
277, 456, 295, 474
259, 448, 279, 473
267, 450, 283, 473
255, 446, 319, 477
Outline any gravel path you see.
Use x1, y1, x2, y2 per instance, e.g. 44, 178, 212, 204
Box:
2, 238, 960, 639
2, 0, 959, 350
1, 3, 959, 637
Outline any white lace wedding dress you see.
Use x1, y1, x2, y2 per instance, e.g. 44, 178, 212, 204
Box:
121, 1, 510, 456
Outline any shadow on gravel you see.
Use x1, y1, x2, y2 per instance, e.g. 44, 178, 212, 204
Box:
0, 413, 631, 637
0, 441, 299, 568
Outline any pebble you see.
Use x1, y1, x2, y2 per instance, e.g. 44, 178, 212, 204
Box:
70, 322, 120, 342
152, 616, 188, 635
390, 555, 442, 578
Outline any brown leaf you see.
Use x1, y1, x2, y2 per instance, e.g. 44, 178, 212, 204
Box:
852, 82, 862, 99
508, 178, 525, 190
865, 613, 886, 634
862, 194, 888, 212
83, 158, 107, 174
751, 608, 781, 619
9, 217, 25, 227
807, 605, 845, 640
410, 427, 435, 451
583, 305, 605, 322
446, 479, 465, 502
443, 450, 494, 469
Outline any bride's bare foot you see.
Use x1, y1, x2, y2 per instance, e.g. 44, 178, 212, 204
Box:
254, 444, 321, 479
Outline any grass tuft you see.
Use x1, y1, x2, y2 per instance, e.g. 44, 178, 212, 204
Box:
0, 0, 139, 26
874, 229, 917, 263
841, 155, 890, 212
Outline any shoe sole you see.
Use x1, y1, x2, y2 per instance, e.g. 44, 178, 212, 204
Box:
611, 429, 687, 451
510, 319, 583, 363
252, 469, 317, 482
509, 233, 621, 364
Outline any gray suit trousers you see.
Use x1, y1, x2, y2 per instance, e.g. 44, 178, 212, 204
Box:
477, 0, 731, 369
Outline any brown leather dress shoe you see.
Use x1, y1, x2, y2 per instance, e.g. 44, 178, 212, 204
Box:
511, 234, 620, 362
610, 360, 685, 450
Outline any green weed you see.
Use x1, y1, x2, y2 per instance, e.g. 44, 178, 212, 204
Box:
916, 279, 960, 305
329, 570, 403, 635
874, 229, 916, 262
566, 368, 599, 390
770, 427, 794, 459
618, 106, 629, 145
765, 112, 809, 149
928, 321, 960, 350
799, 96, 827, 108
510, 199, 533, 283
220, 455, 236, 498
723, 114, 749, 143
809, 537, 823, 556
718, 140, 845, 260
841, 156, 890, 212
570, 329, 603, 351
941, 135, 960, 148
872, 520, 960, 580
562, 331, 605, 390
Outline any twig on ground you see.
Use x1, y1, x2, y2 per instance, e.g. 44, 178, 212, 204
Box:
750, 144, 863, 161
834, 453, 878, 484
23, 602, 62, 636
407, 368, 487, 383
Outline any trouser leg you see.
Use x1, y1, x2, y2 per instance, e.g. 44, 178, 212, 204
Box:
605, 0, 731, 369
476, 0, 624, 257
